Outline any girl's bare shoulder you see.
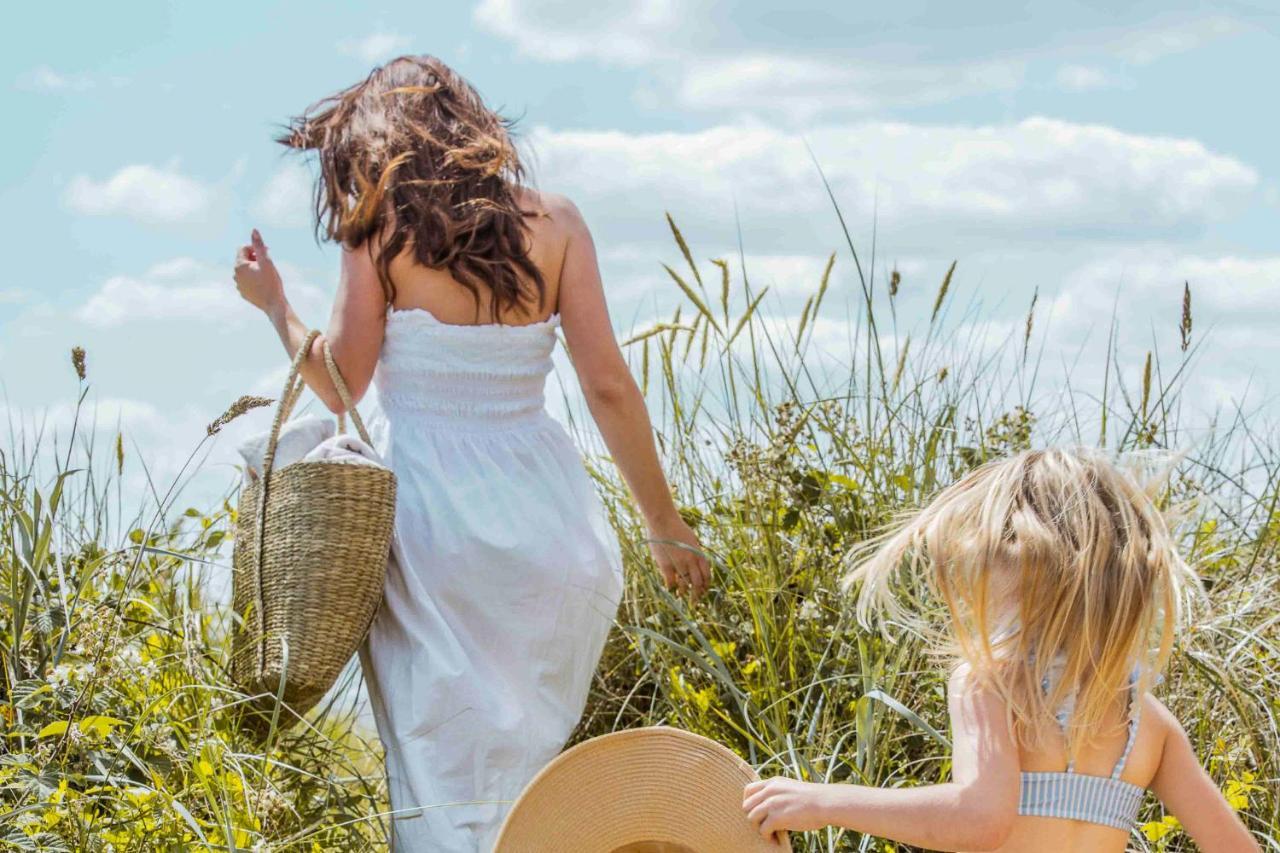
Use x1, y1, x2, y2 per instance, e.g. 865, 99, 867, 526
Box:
1139, 691, 1179, 746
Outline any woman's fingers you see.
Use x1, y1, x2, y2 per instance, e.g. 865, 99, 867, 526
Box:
677, 552, 709, 603
656, 558, 677, 590
671, 559, 689, 595
694, 553, 711, 596
653, 542, 714, 603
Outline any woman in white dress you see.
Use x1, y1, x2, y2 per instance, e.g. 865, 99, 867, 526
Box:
231, 55, 711, 851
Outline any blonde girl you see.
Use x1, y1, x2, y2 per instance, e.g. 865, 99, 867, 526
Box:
743, 447, 1259, 852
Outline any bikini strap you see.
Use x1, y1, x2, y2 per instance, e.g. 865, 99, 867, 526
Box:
1110, 667, 1142, 780
1043, 672, 1078, 773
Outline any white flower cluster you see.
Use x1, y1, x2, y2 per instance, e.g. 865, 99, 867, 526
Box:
48, 660, 96, 688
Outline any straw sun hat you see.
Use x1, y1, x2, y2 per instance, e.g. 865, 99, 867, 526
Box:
494, 726, 789, 852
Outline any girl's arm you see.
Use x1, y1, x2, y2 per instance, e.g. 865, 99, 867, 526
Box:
743, 665, 1020, 851
1146, 698, 1260, 852
554, 195, 711, 601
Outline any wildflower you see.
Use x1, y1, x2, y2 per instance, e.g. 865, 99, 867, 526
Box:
207, 395, 274, 437
49, 663, 73, 688
1141, 814, 1180, 842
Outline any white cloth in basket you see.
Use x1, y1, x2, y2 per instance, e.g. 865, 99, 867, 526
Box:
301, 433, 386, 468
356, 305, 624, 852
235, 414, 334, 485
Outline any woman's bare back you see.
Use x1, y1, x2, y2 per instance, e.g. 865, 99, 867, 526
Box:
385, 186, 568, 327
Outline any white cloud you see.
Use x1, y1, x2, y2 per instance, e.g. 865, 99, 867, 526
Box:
14, 65, 96, 92
74, 257, 326, 328
253, 160, 315, 229
527, 117, 1257, 244
476, 3, 1248, 116
1061, 252, 1280, 326
678, 55, 1025, 117
0, 252, 338, 520
64, 163, 213, 224
473, 0, 683, 65
735, 254, 838, 298
337, 31, 413, 64
1114, 15, 1243, 65
1053, 64, 1117, 92
1, 397, 163, 434
0, 288, 31, 305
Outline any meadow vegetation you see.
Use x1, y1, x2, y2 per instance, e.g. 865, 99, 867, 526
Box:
2, 215, 1275, 850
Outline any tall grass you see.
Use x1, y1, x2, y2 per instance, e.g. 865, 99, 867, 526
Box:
1, 368, 387, 850
3, 212, 1276, 851
570, 216, 1278, 852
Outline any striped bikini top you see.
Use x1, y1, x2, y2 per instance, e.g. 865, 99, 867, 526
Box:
1017, 664, 1145, 831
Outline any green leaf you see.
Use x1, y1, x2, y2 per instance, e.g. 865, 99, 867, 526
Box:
36, 721, 69, 738
79, 715, 126, 738
863, 689, 950, 748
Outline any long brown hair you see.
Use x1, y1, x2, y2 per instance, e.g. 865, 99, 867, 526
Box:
275, 55, 546, 321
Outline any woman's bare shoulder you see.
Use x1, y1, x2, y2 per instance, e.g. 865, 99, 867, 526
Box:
514, 186, 586, 229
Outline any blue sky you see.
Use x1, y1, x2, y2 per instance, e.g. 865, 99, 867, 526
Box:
2, 1, 1278, 515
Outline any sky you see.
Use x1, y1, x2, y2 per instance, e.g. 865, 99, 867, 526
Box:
2, 0, 1278, 522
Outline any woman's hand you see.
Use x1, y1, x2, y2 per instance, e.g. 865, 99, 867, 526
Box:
743, 777, 833, 838
233, 228, 286, 317
645, 512, 711, 604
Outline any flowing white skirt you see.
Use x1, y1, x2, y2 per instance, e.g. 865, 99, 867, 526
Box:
357, 403, 625, 851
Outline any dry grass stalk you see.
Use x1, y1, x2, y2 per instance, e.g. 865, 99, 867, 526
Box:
207, 395, 274, 437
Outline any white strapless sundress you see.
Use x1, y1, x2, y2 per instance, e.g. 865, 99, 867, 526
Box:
355, 306, 625, 852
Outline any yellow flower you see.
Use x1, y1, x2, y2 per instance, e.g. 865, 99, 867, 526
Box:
1140, 814, 1180, 842
1224, 773, 1260, 811
710, 639, 736, 659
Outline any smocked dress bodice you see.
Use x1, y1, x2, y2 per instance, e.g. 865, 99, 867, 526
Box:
373, 306, 561, 430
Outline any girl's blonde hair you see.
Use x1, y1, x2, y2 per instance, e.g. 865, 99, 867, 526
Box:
844, 446, 1200, 755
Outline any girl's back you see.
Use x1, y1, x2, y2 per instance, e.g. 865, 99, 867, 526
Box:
995, 689, 1165, 852
745, 448, 1259, 852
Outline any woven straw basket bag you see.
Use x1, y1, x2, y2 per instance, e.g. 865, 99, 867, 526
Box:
231, 329, 396, 731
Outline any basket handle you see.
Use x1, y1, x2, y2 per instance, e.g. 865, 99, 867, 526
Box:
251, 329, 374, 672
259, 330, 373, 483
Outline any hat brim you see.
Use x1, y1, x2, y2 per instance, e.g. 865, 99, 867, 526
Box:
494, 726, 789, 852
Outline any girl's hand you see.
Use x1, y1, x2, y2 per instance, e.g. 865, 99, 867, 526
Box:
743, 777, 832, 838
233, 228, 285, 316
645, 512, 711, 604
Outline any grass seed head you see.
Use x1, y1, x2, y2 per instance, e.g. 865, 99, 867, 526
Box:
206, 395, 274, 437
